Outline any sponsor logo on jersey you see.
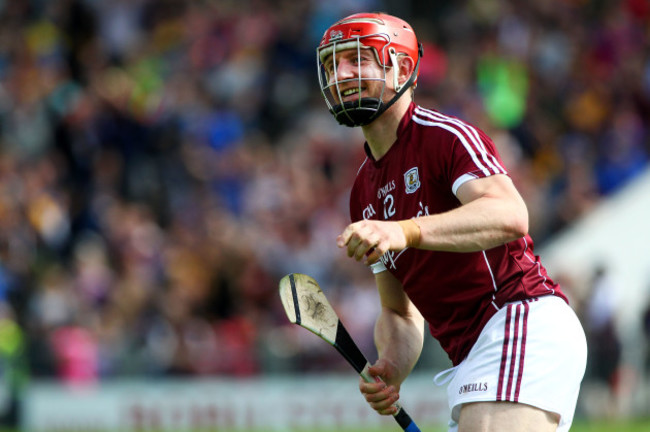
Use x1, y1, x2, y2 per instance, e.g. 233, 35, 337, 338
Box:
377, 180, 396, 199
362, 203, 376, 219
459, 382, 488, 394
404, 167, 421, 194
379, 250, 398, 270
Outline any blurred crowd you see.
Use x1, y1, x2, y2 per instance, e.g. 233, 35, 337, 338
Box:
0, 0, 647, 412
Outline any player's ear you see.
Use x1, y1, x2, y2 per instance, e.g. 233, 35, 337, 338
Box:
398, 55, 415, 87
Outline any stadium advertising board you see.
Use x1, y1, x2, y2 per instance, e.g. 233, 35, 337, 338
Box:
21, 374, 447, 431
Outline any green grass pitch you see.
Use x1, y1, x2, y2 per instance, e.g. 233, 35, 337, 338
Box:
3, 418, 648, 432
212, 418, 649, 432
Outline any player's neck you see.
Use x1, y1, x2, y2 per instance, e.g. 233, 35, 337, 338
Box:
362, 96, 411, 160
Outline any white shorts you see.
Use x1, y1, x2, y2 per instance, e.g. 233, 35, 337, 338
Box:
434, 296, 587, 432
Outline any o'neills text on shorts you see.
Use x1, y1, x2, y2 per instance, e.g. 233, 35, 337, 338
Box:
459, 382, 488, 394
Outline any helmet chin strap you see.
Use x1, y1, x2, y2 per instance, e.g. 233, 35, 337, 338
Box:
331, 98, 384, 127
330, 44, 423, 127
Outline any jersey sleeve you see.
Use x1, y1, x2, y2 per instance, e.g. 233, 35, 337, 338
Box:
446, 123, 508, 196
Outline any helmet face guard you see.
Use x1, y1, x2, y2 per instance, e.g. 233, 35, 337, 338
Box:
317, 36, 390, 127
317, 13, 422, 127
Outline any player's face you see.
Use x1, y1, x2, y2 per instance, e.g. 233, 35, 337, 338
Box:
322, 48, 390, 104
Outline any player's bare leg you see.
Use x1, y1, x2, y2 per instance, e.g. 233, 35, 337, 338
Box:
458, 401, 559, 432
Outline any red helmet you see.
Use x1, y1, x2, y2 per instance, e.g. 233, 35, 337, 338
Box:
317, 12, 423, 127
319, 12, 420, 84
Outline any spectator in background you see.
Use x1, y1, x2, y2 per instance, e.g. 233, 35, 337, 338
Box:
584, 266, 622, 392
642, 291, 650, 369
0, 304, 26, 426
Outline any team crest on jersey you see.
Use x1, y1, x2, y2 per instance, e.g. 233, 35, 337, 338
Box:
404, 167, 421, 194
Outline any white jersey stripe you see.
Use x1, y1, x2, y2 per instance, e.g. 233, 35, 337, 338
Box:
415, 106, 506, 174
481, 250, 499, 310
414, 106, 507, 175
522, 237, 555, 295
412, 115, 492, 177
356, 157, 369, 176
414, 106, 506, 174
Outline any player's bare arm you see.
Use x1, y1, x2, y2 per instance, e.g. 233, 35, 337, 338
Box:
338, 174, 528, 264
360, 270, 424, 416
415, 173, 528, 252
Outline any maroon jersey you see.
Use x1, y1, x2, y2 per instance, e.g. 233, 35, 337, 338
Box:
349, 103, 567, 365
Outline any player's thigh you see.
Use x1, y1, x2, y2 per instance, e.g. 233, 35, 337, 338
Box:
458, 401, 559, 432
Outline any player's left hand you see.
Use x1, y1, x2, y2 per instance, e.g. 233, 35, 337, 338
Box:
359, 359, 402, 415
337, 220, 407, 265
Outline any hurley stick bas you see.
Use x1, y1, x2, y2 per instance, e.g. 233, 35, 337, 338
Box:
278, 273, 421, 432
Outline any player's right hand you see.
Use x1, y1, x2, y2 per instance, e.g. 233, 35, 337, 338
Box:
337, 220, 407, 265
359, 360, 401, 415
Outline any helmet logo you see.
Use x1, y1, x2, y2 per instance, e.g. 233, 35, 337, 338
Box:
329, 30, 344, 41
